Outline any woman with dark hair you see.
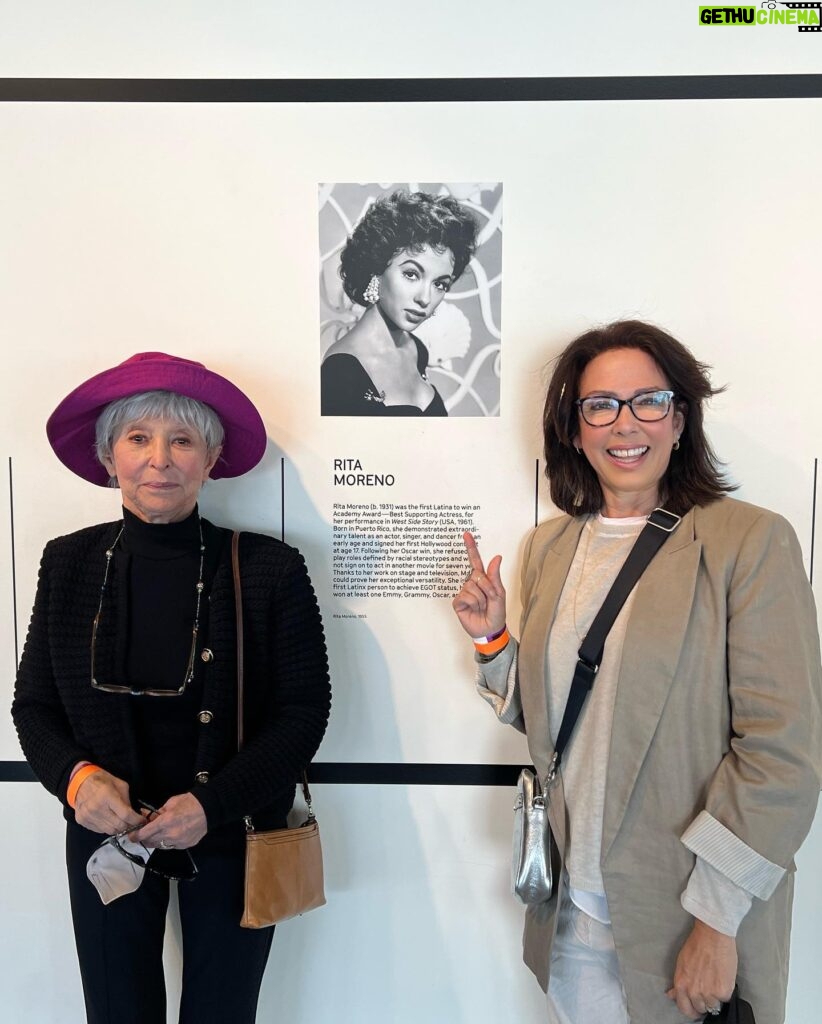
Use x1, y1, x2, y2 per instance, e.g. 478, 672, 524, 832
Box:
12, 352, 331, 1023
452, 321, 821, 1023
321, 190, 478, 416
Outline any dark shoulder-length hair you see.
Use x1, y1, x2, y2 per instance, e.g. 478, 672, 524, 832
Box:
339, 190, 478, 305
543, 320, 733, 516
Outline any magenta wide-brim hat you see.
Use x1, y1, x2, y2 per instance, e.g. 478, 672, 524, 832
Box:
46, 352, 267, 486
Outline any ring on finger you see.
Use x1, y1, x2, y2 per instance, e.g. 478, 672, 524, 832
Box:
707, 1007, 721, 1017
159, 839, 175, 850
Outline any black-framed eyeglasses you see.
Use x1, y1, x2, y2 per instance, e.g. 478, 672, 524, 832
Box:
91, 613, 200, 697
107, 834, 199, 882
104, 802, 198, 882
576, 390, 675, 427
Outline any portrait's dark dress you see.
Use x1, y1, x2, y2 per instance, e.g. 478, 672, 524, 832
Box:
321, 337, 447, 417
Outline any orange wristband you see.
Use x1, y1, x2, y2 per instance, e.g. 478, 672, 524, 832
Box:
67, 764, 102, 809
474, 627, 511, 656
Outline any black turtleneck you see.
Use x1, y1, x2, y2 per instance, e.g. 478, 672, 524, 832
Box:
120, 505, 205, 693
114, 505, 223, 805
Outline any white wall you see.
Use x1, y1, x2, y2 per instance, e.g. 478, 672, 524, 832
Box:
1, 5, 820, 1022
0, 0, 819, 76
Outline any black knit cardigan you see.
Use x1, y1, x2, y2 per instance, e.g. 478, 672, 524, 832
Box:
11, 518, 331, 831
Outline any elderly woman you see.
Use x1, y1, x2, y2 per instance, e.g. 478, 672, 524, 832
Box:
452, 321, 821, 1023
321, 189, 478, 416
12, 352, 331, 1024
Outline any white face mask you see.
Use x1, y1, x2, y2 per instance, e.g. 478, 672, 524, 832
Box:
86, 836, 147, 904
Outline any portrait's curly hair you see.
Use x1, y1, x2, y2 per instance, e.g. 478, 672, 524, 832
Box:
339, 190, 478, 305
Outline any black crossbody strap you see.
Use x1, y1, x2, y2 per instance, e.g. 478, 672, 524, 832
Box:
550, 508, 681, 775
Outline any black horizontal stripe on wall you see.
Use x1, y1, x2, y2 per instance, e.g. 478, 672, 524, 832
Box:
0, 761, 37, 782
0, 760, 527, 786
307, 763, 528, 786
1, 75, 822, 104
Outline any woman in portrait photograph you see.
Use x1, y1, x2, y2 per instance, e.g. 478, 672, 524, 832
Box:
12, 351, 331, 1024
321, 190, 479, 416
452, 320, 821, 1024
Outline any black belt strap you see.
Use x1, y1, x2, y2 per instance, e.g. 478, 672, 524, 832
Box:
550, 507, 681, 776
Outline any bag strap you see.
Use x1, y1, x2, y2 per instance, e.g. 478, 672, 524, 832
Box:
232, 530, 245, 751
231, 530, 315, 820
549, 507, 681, 780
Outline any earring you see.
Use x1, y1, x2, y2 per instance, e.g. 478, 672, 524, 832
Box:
363, 275, 380, 305
673, 439, 680, 451
574, 446, 582, 455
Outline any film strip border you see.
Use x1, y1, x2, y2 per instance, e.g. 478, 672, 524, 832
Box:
783, 3, 822, 33
0, 75, 822, 103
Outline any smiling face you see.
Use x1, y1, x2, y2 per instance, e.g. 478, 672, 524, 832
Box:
575, 347, 684, 518
376, 245, 455, 332
102, 416, 221, 523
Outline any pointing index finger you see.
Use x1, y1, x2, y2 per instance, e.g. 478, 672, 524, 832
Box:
462, 531, 486, 575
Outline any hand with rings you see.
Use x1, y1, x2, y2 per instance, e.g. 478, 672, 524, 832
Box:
666, 919, 736, 1020
132, 792, 207, 851
452, 532, 506, 640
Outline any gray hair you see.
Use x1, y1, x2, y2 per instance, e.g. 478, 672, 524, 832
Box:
95, 391, 225, 472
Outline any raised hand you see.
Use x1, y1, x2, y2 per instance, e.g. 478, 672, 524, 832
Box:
452, 531, 507, 639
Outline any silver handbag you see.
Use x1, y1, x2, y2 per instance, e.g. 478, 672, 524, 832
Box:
512, 768, 553, 905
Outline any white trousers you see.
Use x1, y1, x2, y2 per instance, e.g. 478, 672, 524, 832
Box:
546, 900, 630, 1024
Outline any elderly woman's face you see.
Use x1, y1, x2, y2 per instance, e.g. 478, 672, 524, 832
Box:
377, 245, 455, 331
102, 416, 221, 524
575, 348, 684, 517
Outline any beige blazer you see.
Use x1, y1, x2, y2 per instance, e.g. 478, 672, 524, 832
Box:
498, 498, 821, 1024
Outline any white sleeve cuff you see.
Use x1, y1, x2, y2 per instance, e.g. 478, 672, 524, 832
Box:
681, 857, 754, 936
681, 810, 785, 900
475, 640, 521, 725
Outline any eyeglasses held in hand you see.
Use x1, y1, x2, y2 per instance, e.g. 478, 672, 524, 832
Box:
104, 802, 198, 882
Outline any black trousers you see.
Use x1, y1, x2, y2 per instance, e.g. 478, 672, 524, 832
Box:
66, 820, 274, 1024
